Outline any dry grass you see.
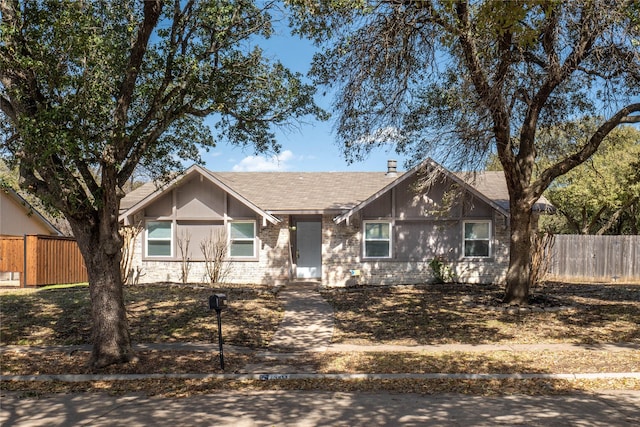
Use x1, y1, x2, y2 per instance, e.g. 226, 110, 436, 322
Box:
3, 349, 639, 376
2, 377, 639, 398
2, 281, 639, 396
0, 282, 283, 348
321, 282, 640, 345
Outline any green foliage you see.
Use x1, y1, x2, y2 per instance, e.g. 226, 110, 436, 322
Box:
541, 125, 640, 235
1, 0, 324, 216
428, 256, 455, 284
288, 0, 640, 302
1, 0, 325, 365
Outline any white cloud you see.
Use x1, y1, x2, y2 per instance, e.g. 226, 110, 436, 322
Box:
232, 150, 296, 172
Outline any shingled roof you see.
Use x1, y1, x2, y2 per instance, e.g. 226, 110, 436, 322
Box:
212, 172, 399, 212
119, 163, 553, 217
120, 170, 400, 213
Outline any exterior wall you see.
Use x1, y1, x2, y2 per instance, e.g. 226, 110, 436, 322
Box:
322, 210, 509, 287
0, 192, 55, 236
322, 171, 511, 287
124, 169, 510, 287
128, 213, 291, 285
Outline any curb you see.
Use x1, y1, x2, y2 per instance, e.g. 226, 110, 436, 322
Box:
2, 372, 639, 382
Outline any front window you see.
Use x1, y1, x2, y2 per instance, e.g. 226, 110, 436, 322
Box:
463, 221, 491, 257
364, 221, 391, 258
146, 221, 173, 257
229, 221, 256, 258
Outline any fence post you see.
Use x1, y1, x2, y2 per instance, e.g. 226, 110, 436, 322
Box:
22, 234, 27, 288
25, 235, 39, 287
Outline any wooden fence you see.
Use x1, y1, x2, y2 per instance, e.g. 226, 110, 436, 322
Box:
0, 234, 88, 287
547, 234, 640, 282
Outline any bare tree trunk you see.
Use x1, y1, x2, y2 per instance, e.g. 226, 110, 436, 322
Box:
503, 202, 534, 305
86, 247, 134, 368
70, 185, 134, 369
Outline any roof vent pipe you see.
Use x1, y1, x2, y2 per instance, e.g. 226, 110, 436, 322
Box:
386, 159, 398, 177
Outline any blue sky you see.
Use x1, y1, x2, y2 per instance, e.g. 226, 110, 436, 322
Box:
201, 25, 410, 174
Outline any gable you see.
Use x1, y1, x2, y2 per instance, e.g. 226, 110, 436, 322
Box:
119, 165, 279, 225
176, 176, 226, 218
336, 158, 508, 224
0, 189, 60, 236
395, 175, 463, 219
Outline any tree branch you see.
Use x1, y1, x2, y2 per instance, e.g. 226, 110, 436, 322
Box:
596, 196, 639, 235
113, 0, 162, 136
534, 102, 640, 196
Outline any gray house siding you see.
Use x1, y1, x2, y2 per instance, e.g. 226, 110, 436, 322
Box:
322, 210, 509, 287
128, 177, 290, 285
131, 218, 291, 285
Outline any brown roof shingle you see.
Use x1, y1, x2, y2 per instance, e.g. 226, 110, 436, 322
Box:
120, 166, 553, 216
212, 172, 401, 212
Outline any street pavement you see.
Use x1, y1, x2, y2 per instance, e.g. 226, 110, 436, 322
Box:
2, 390, 639, 426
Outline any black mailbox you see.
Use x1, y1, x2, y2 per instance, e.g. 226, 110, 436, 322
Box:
209, 294, 227, 311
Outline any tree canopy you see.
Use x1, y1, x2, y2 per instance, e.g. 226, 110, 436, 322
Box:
541, 125, 640, 235
288, 0, 640, 303
1, 0, 323, 209
1, 0, 324, 367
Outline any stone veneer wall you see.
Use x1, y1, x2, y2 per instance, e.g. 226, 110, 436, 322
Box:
128, 216, 291, 285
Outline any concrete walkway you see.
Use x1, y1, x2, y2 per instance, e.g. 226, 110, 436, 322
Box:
242, 281, 334, 373
266, 281, 334, 352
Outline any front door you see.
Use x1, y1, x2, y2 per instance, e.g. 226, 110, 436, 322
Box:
296, 221, 322, 279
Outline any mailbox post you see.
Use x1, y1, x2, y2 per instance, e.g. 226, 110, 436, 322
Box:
209, 294, 227, 370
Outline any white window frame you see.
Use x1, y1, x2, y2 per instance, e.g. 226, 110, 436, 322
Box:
145, 220, 173, 258
462, 220, 492, 258
228, 220, 257, 259
363, 220, 392, 259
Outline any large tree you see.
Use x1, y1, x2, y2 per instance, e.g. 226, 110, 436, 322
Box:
1, 0, 323, 368
541, 124, 640, 235
288, 0, 640, 304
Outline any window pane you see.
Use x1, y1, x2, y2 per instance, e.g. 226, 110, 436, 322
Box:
465, 222, 489, 239
148, 241, 171, 256
365, 241, 390, 257
465, 240, 489, 257
230, 222, 254, 239
365, 223, 389, 239
230, 241, 254, 257
148, 221, 171, 239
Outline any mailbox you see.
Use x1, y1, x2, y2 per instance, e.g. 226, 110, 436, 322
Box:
209, 293, 227, 370
209, 294, 227, 311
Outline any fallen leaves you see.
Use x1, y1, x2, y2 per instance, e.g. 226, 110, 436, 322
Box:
0, 283, 283, 348
322, 282, 640, 345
